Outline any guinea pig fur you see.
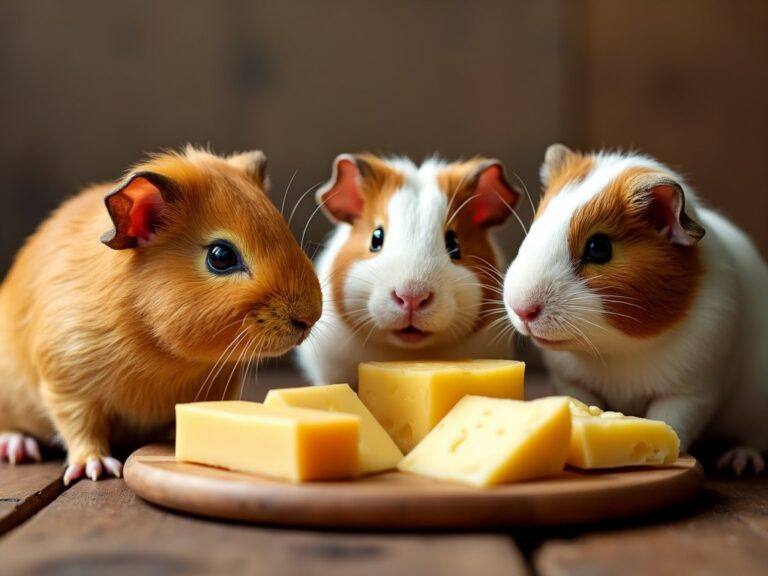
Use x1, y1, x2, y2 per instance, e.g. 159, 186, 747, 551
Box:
0, 146, 321, 483
503, 144, 768, 473
297, 153, 522, 386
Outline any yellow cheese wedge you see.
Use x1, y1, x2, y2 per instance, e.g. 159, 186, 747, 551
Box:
359, 360, 525, 453
175, 401, 359, 482
264, 384, 403, 474
567, 399, 680, 468
398, 396, 571, 487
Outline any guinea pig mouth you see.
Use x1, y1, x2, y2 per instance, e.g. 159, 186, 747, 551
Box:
392, 325, 432, 344
530, 334, 573, 348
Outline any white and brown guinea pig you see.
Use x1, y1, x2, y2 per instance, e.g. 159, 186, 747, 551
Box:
297, 153, 521, 386
504, 144, 768, 473
0, 146, 321, 483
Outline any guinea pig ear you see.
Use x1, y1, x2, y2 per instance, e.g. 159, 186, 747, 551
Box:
100, 172, 177, 250
637, 176, 706, 246
316, 154, 366, 224
466, 160, 522, 229
540, 143, 574, 187
227, 150, 270, 192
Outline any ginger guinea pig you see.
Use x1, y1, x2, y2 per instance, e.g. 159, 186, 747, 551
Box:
297, 153, 521, 385
0, 146, 321, 483
503, 144, 768, 473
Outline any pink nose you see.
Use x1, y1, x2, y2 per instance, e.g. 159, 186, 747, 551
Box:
513, 303, 542, 322
392, 289, 433, 313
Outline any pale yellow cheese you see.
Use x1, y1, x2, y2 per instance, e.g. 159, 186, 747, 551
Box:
398, 396, 571, 487
175, 401, 359, 482
264, 384, 403, 474
359, 360, 525, 453
567, 399, 680, 468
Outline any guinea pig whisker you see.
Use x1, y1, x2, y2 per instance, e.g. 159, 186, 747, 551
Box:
287, 181, 324, 228
195, 327, 249, 402
569, 305, 641, 323
280, 170, 298, 216
446, 193, 481, 228
492, 189, 528, 236
301, 193, 336, 251
559, 317, 605, 364
239, 334, 264, 401
222, 335, 256, 401
510, 171, 536, 222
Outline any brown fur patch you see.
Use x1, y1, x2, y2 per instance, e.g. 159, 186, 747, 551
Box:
567, 166, 703, 338
537, 154, 594, 218
437, 159, 505, 331
330, 155, 404, 323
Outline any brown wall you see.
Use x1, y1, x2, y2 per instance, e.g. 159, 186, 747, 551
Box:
0, 1, 765, 369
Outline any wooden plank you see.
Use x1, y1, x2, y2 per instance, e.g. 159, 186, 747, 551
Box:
0, 478, 529, 575
0, 461, 64, 536
535, 476, 768, 576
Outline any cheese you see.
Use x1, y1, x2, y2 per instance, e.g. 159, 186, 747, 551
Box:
359, 360, 525, 453
175, 401, 359, 482
398, 396, 571, 487
264, 384, 403, 474
567, 399, 680, 468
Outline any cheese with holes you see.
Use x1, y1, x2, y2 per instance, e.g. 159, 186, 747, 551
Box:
264, 384, 403, 474
398, 396, 571, 486
358, 360, 525, 453
567, 399, 680, 469
175, 401, 359, 481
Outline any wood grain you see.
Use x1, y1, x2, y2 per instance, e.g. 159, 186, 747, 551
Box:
535, 475, 768, 576
0, 477, 529, 576
0, 461, 64, 535
124, 444, 703, 529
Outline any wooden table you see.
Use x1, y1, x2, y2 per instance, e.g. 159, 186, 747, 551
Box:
1, 369, 766, 575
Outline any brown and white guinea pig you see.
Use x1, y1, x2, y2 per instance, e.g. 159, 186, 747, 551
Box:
297, 153, 521, 385
0, 146, 321, 483
503, 144, 768, 473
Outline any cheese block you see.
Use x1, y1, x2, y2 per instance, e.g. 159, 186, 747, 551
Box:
359, 360, 525, 453
264, 384, 403, 474
567, 399, 680, 469
398, 396, 571, 487
175, 401, 359, 482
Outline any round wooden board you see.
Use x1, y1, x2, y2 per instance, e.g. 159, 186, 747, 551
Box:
125, 444, 704, 529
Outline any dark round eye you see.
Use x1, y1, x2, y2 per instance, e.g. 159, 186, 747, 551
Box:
370, 226, 385, 252
583, 233, 612, 264
206, 241, 242, 274
445, 230, 461, 260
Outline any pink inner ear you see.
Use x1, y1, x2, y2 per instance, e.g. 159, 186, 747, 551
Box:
470, 165, 519, 228
321, 159, 364, 223
124, 178, 164, 242
649, 184, 694, 246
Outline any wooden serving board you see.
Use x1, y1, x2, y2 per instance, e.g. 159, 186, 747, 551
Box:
125, 444, 703, 529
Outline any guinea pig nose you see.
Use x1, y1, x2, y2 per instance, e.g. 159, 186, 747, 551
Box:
290, 316, 315, 332
513, 303, 542, 322
391, 289, 434, 312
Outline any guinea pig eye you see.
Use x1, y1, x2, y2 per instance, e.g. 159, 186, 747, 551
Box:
583, 233, 612, 264
370, 226, 385, 252
445, 230, 461, 260
206, 241, 242, 274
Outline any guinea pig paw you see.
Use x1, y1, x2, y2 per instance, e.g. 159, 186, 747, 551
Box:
63, 455, 123, 485
0, 432, 41, 465
716, 446, 765, 476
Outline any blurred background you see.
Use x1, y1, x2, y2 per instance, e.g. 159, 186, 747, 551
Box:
1, 0, 766, 371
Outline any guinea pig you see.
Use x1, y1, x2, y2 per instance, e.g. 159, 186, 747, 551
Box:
297, 153, 521, 386
0, 146, 321, 483
503, 144, 768, 474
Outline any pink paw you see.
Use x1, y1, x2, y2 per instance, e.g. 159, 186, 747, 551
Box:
0, 432, 41, 465
63, 456, 123, 486
717, 446, 765, 476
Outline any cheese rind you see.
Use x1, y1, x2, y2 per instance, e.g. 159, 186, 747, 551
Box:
264, 384, 403, 474
359, 360, 525, 453
567, 399, 680, 469
398, 396, 571, 487
175, 401, 359, 482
